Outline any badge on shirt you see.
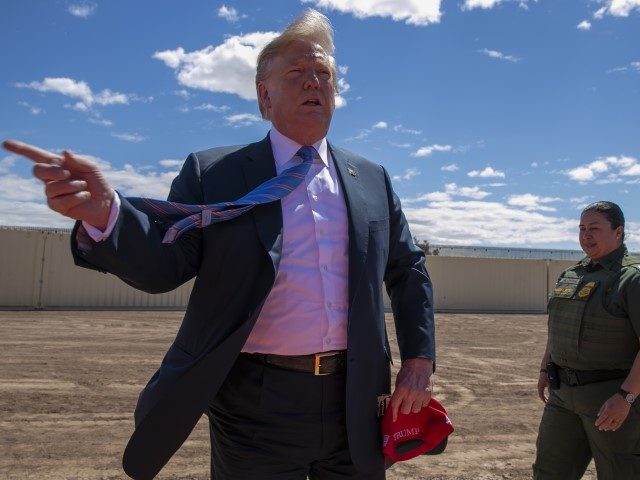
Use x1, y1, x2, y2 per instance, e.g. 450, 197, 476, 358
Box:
553, 277, 579, 298
577, 281, 597, 299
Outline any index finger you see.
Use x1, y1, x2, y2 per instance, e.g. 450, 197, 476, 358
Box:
2, 139, 63, 166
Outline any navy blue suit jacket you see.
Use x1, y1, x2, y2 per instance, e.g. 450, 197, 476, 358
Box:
72, 135, 435, 479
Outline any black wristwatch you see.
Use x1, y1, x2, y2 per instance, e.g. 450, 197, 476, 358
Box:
618, 388, 636, 405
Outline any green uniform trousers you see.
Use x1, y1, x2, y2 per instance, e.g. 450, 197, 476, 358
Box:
533, 379, 640, 479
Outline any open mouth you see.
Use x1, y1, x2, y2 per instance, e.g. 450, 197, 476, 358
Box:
303, 99, 321, 106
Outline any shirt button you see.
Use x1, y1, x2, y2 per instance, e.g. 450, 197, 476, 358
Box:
325, 338, 332, 345
322, 264, 328, 271
327, 301, 332, 309
312, 194, 318, 201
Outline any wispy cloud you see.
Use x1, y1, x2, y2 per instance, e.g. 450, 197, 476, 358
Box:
111, 132, 146, 143
304, 0, 442, 26
393, 124, 422, 135
403, 199, 577, 247
392, 168, 421, 182
224, 113, 263, 127
346, 121, 392, 141
608, 61, 640, 74
468, 166, 505, 178
15, 77, 149, 112
153, 32, 279, 101
217, 5, 245, 23
68, 2, 96, 18
18, 101, 42, 115
194, 103, 230, 112
412, 144, 452, 157
565, 155, 640, 183
88, 117, 113, 127
479, 48, 520, 62
404, 183, 491, 203
159, 159, 184, 168
577, 20, 592, 30
461, 0, 533, 11
441, 163, 459, 172
507, 193, 560, 212
594, 0, 640, 18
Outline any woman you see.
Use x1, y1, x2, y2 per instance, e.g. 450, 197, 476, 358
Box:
533, 201, 640, 479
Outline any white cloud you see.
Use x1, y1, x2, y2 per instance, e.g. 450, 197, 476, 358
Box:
18, 101, 42, 115
461, 0, 534, 10
0, 156, 16, 174
88, 117, 113, 127
174, 89, 191, 100
405, 183, 490, 204
445, 182, 490, 199
566, 155, 639, 183
373, 121, 388, 129
441, 163, 459, 172
153, 31, 279, 101
194, 103, 230, 112
403, 199, 577, 246
217, 5, 245, 22
598, 0, 640, 17
412, 144, 452, 157
462, 0, 502, 9
609, 60, 640, 73
531, 162, 538, 168
468, 166, 505, 178
507, 193, 560, 212
392, 168, 421, 182
159, 159, 184, 168
479, 48, 520, 62
15, 77, 142, 112
68, 3, 96, 18
111, 132, 146, 143
305, 0, 442, 26
394, 124, 422, 135
225, 113, 263, 127
577, 20, 592, 30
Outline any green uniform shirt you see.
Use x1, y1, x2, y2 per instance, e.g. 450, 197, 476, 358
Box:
548, 244, 640, 370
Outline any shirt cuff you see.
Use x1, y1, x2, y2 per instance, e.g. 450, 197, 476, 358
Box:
82, 192, 120, 242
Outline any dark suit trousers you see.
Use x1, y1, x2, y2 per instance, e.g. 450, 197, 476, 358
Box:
207, 354, 385, 480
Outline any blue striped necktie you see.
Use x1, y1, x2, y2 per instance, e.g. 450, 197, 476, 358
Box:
127, 146, 316, 244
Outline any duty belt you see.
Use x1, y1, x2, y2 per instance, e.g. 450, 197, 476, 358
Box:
243, 350, 347, 376
557, 366, 629, 386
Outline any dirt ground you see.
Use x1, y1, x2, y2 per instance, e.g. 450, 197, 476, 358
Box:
0, 311, 597, 480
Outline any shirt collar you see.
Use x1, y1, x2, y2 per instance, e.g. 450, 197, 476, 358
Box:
269, 127, 329, 171
582, 243, 627, 271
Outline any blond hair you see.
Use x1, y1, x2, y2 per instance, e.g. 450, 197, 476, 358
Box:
256, 9, 337, 119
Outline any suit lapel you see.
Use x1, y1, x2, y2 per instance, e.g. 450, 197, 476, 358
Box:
329, 144, 369, 314
241, 135, 283, 272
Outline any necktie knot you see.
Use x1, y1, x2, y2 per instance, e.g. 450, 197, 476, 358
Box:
296, 146, 316, 164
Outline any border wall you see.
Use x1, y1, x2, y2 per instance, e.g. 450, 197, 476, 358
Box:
0, 228, 575, 312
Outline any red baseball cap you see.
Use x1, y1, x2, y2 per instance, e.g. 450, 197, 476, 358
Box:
381, 397, 454, 466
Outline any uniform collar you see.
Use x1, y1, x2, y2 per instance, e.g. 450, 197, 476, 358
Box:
582, 244, 627, 271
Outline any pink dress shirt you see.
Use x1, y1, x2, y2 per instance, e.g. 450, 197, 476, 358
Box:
85, 128, 349, 355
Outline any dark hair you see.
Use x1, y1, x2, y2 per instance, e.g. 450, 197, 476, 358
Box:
581, 201, 625, 229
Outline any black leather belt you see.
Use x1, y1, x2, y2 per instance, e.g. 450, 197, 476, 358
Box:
243, 350, 347, 376
557, 366, 629, 386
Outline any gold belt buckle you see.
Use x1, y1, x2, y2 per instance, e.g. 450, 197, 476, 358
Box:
314, 351, 338, 376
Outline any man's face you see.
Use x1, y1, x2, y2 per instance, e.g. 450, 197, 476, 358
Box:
258, 39, 335, 146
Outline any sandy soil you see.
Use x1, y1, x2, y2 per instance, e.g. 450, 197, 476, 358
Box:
0, 311, 596, 479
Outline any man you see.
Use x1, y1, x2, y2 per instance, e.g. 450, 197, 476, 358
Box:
4, 9, 435, 480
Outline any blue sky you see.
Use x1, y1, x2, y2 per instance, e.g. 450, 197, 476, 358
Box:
1, 0, 639, 250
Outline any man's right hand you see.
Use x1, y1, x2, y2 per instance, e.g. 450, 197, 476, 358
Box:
3, 140, 114, 230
